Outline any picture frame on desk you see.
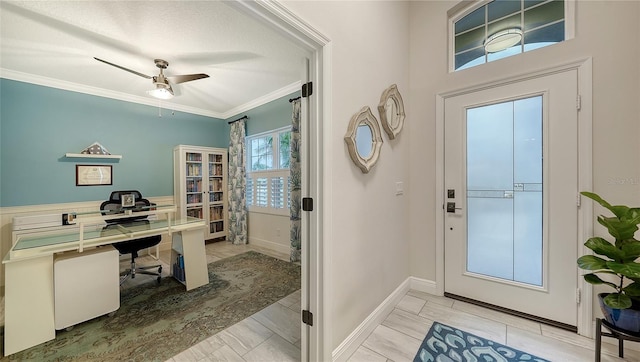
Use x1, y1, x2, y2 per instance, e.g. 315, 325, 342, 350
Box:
76, 165, 112, 186
121, 193, 135, 207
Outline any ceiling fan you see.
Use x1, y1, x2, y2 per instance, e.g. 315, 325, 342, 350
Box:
94, 57, 209, 100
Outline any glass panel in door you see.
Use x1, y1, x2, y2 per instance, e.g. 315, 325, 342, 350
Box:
186, 152, 203, 219
208, 153, 224, 235
465, 95, 543, 286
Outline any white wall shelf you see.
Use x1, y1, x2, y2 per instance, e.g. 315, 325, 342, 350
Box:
64, 153, 122, 159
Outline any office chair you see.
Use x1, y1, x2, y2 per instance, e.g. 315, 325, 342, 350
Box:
100, 190, 162, 285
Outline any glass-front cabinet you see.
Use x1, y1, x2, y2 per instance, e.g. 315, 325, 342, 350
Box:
174, 145, 228, 240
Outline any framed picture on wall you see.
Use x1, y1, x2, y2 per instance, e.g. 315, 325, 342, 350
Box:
76, 165, 112, 186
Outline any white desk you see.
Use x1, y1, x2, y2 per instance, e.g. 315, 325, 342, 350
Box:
3, 208, 208, 356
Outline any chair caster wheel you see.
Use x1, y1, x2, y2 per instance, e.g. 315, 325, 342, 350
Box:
158, 266, 163, 274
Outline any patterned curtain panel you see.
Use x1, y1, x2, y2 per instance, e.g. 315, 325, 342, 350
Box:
290, 100, 302, 262
228, 120, 248, 245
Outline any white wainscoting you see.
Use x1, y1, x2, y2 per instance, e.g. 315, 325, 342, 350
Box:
331, 276, 439, 362
247, 211, 290, 255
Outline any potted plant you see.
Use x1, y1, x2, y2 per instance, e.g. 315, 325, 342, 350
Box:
577, 191, 640, 332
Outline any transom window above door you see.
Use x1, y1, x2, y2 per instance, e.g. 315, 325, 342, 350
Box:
450, 0, 573, 71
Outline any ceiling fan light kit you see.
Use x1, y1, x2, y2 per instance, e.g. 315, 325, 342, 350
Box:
148, 86, 173, 100
93, 57, 209, 100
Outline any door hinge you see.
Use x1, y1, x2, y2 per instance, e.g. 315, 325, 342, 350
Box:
576, 288, 581, 304
302, 197, 314, 211
577, 193, 582, 207
302, 310, 314, 326
302, 82, 313, 98
576, 95, 582, 111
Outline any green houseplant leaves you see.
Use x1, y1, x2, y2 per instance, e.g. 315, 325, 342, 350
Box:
578, 192, 640, 309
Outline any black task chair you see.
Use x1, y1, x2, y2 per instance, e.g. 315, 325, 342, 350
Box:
100, 190, 162, 285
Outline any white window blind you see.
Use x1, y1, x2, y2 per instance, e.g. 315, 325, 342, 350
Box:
255, 177, 268, 207
245, 126, 292, 215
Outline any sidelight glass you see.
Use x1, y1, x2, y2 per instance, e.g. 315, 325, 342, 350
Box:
466, 95, 543, 286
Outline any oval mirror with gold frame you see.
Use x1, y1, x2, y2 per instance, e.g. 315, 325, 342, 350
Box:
378, 84, 405, 139
344, 106, 383, 173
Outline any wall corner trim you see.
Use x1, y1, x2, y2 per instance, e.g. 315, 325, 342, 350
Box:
408, 277, 439, 295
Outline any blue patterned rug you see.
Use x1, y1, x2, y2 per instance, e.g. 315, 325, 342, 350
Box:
414, 322, 550, 362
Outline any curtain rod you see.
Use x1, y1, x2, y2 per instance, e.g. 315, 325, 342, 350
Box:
228, 115, 248, 124
289, 96, 301, 103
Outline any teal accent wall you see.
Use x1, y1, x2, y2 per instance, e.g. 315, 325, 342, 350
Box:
0, 79, 228, 207
235, 91, 300, 136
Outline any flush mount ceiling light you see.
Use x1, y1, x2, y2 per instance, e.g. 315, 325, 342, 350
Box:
484, 28, 523, 53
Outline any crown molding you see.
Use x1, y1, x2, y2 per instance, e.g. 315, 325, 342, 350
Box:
221, 81, 300, 120
1, 68, 300, 120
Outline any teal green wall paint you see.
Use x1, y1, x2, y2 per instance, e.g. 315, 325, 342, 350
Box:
0, 79, 228, 207
233, 91, 300, 136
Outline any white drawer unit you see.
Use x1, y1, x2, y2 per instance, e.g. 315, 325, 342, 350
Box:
54, 245, 120, 330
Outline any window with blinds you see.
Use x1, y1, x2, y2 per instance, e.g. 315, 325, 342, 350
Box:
245, 126, 292, 216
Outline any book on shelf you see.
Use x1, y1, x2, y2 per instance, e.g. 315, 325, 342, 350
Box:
187, 153, 202, 162
186, 179, 202, 192
209, 206, 223, 220
173, 254, 186, 282
186, 208, 203, 218
187, 163, 202, 176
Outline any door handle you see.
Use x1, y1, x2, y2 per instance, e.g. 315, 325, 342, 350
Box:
446, 202, 462, 213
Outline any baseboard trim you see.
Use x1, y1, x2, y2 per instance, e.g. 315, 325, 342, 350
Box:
332, 276, 439, 362
248, 236, 290, 255
408, 277, 439, 295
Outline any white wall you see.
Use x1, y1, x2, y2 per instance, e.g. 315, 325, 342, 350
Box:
408, 0, 640, 312
285, 0, 640, 351
248, 212, 290, 255
282, 0, 411, 351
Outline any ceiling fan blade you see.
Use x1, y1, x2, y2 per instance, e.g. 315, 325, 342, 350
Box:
94, 57, 152, 79
169, 73, 210, 84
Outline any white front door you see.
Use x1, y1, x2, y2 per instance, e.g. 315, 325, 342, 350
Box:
444, 69, 579, 327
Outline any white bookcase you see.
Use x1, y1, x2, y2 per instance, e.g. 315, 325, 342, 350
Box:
173, 145, 228, 240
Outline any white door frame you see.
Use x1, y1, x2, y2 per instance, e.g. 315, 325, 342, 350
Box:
227, 1, 331, 360
435, 58, 594, 337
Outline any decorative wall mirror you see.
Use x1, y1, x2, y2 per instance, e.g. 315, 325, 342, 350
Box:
378, 84, 405, 139
344, 106, 383, 173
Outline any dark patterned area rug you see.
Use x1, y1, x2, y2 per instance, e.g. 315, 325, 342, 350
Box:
414, 322, 550, 362
3, 251, 301, 361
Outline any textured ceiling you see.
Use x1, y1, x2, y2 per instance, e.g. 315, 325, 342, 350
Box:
0, 1, 308, 118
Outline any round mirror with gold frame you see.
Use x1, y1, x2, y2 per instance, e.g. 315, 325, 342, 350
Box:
344, 106, 383, 173
378, 84, 405, 139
